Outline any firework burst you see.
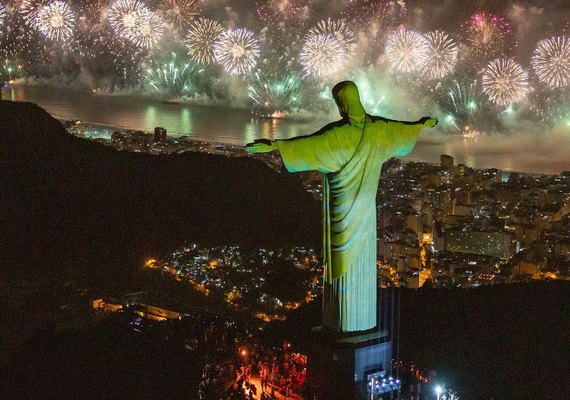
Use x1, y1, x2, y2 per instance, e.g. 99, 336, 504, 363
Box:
300, 19, 355, 77
37, 1, 75, 42
385, 29, 430, 73
422, 31, 458, 79
108, 0, 149, 39
461, 12, 513, 61
531, 36, 570, 89
527, 87, 570, 124
185, 17, 225, 65
482, 58, 528, 106
143, 52, 199, 97
0, 4, 6, 26
1, 56, 25, 81
438, 79, 497, 135
300, 34, 344, 77
214, 28, 260, 75
248, 67, 302, 117
158, 0, 199, 32
308, 19, 355, 53
20, 0, 51, 29
129, 10, 164, 49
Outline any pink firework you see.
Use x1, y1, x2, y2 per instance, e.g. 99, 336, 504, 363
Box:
461, 12, 514, 61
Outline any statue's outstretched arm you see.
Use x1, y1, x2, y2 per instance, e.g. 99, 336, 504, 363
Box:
245, 119, 345, 154
418, 117, 438, 128
245, 139, 277, 153
390, 116, 438, 157
396, 116, 438, 127
246, 122, 346, 173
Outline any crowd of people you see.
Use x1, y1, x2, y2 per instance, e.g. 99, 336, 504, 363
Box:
198, 343, 307, 400
258, 350, 307, 397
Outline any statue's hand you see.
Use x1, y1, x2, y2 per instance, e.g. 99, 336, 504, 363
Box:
245, 139, 277, 153
420, 117, 438, 128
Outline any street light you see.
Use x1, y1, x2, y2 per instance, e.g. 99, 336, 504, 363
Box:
435, 385, 443, 400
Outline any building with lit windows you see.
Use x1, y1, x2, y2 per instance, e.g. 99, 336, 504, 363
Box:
444, 229, 514, 259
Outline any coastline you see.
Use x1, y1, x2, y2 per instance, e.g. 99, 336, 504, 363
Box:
4, 83, 569, 175
64, 118, 568, 177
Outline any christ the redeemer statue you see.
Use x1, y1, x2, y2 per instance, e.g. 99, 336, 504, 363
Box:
246, 81, 437, 333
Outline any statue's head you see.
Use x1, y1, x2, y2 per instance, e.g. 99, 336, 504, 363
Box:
332, 81, 366, 122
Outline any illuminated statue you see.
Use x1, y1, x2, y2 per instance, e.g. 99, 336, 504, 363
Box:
246, 81, 437, 332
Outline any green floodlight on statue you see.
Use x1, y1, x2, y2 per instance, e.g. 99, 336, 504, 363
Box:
246, 81, 437, 333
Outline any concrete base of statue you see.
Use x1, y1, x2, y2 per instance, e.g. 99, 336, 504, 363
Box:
305, 326, 392, 400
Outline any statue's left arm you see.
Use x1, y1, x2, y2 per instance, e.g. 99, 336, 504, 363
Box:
389, 117, 437, 157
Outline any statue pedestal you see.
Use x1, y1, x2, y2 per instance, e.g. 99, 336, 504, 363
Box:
306, 326, 392, 400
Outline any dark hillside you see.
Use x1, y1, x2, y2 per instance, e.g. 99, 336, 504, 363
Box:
397, 282, 570, 399
0, 100, 320, 283
0, 321, 203, 400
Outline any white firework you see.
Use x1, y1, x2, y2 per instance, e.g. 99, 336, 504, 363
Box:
0, 4, 6, 26
185, 17, 225, 65
214, 28, 260, 75
385, 29, 430, 73
300, 34, 345, 77
423, 30, 458, 79
37, 1, 75, 42
300, 18, 355, 77
20, 0, 51, 29
129, 9, 164, 49
482, 58, 529, 106
531, 36, 570, 89
108, 0, 149, 39
307, 18, 355, 57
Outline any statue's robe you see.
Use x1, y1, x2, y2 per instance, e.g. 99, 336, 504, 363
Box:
276, 84, 426, 332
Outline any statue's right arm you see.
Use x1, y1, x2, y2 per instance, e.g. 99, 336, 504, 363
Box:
276, 124, 349, 173
245, 139, 278, 153
244, 129, 329, 153
245, 123, 345, 173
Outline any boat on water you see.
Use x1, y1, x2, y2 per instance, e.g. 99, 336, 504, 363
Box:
161, 99, 181, 105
